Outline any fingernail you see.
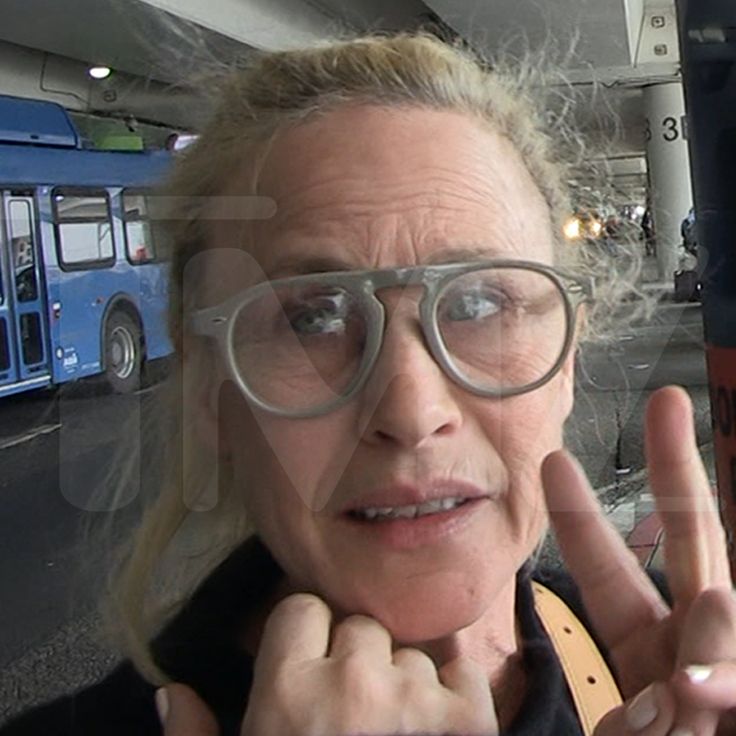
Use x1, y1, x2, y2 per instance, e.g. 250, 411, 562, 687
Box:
155, 687, 170, 724
626, 684, 658, 730
669, 729, 695, 736
684, 665, 712, 684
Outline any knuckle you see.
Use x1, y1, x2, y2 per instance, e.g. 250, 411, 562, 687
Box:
272, 592, 328, 619
338, 613, 385, 633
331, 615, 390, 652
400, 677, 441, 710
695, 586, 736, 615
332, 668, 388, 729
335, 653, 373, 686
393, 647, 435, 668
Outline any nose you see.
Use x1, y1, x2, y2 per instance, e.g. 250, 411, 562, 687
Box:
356, 294, 463, 449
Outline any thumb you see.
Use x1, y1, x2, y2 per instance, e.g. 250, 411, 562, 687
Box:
157, 684, 220, 736
593, 682, 676, 736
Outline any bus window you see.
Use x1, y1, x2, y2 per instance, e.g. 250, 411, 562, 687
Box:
8, 199, 39, 303
19, 313, 42, 365
122, 191, 156, 264
53, 189, 114, 267
0, 319, 9, 372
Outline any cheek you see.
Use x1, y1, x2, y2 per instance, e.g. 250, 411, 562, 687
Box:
220, 384, 356, 513
481, 378, 569, 462
479, 379, 570, 535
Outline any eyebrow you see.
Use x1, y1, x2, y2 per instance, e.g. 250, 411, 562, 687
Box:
267, 246, 499, 276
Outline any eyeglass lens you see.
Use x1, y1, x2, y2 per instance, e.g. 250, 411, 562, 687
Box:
230, 267, 568, 412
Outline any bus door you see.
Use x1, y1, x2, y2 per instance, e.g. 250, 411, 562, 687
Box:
0, 191, 50, 387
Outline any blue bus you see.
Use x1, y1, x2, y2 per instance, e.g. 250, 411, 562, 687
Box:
0, 94, 173, 397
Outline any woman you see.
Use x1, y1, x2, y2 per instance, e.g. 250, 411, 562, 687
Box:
3, 33, 736, 736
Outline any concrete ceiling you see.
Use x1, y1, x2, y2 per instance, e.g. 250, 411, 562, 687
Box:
0, 0, 681, 189
0, 0, 434, 81
0, 0, 250, 82
425, 0, 637, 69
0, 0, 677, 79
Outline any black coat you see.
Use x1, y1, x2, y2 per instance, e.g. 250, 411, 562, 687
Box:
2, 537, 611, 736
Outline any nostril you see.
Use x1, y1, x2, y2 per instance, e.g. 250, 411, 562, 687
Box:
434, 421, 456, 436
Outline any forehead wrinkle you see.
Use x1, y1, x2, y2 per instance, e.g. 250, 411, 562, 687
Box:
256, 195, 543, 268
254, 220, 530, 275
258, 177, 527, 244
241, 104, 555, 272
264, 161, 513, 218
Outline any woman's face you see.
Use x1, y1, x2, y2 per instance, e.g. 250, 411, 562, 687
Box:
207, 104, 576, 643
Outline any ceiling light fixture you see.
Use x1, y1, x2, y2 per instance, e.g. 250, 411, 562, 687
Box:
88, 66, 112, 80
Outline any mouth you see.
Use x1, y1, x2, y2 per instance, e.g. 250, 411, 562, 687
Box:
341, 479, 492, 518
347, 496, 474, 521
338, 480, 493, 550
340, 492, 489, 550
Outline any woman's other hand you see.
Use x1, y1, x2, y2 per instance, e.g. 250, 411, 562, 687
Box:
543, 385, 736, 735
240, 593, 498, 735
156, 595, 499, 736
591, 591, 736, 735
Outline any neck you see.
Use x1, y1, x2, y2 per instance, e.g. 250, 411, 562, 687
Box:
392, 576, 525, 729
241, 575, 527, 729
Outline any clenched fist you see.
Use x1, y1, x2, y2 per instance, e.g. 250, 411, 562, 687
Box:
157, 593, 499, 736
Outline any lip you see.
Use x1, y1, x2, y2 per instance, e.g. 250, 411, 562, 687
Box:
340, 496, 490, 550
341, 479, 491, 514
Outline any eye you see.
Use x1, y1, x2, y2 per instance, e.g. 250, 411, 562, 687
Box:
441, 289, 506, 322
285, 293, 349, 335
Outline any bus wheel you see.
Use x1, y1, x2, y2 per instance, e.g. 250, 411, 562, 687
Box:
104, 311, 142, 393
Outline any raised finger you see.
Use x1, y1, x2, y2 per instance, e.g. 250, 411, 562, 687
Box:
329, 614, 393, 662
542, 450, 669, 651
644, 386, 731, 602
256, 593, 331, 670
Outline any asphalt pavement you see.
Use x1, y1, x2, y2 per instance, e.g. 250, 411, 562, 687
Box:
571, 300, 709, 490
0, 381, 165, 721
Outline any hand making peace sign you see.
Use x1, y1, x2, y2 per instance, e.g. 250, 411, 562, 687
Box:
157, 387, 736, 736
543, 385, 736, 736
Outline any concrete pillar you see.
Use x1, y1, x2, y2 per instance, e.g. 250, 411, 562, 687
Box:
643, 81, 694, 282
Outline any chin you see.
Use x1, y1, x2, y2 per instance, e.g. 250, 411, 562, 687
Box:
343, 576, 497, 645
386, 610, 482, 646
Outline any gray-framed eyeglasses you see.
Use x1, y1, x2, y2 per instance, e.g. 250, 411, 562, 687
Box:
190, 260, 593, 419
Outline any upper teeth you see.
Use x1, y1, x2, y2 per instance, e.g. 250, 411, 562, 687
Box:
355, 497, 467, 520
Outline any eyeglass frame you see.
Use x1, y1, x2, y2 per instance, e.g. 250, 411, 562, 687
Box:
189, 259, 593, 419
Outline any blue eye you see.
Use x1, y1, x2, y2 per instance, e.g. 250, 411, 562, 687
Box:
442, 291, 505, 321
285, 293, 350, 336
289, 308, 345, 335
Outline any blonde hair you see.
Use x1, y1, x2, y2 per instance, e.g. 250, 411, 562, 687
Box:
102, 32, 639, 684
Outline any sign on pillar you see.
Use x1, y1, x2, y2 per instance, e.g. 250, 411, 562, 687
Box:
643, 81, 694, 284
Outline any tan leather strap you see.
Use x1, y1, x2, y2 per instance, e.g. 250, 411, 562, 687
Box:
532, 582, 622, 735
